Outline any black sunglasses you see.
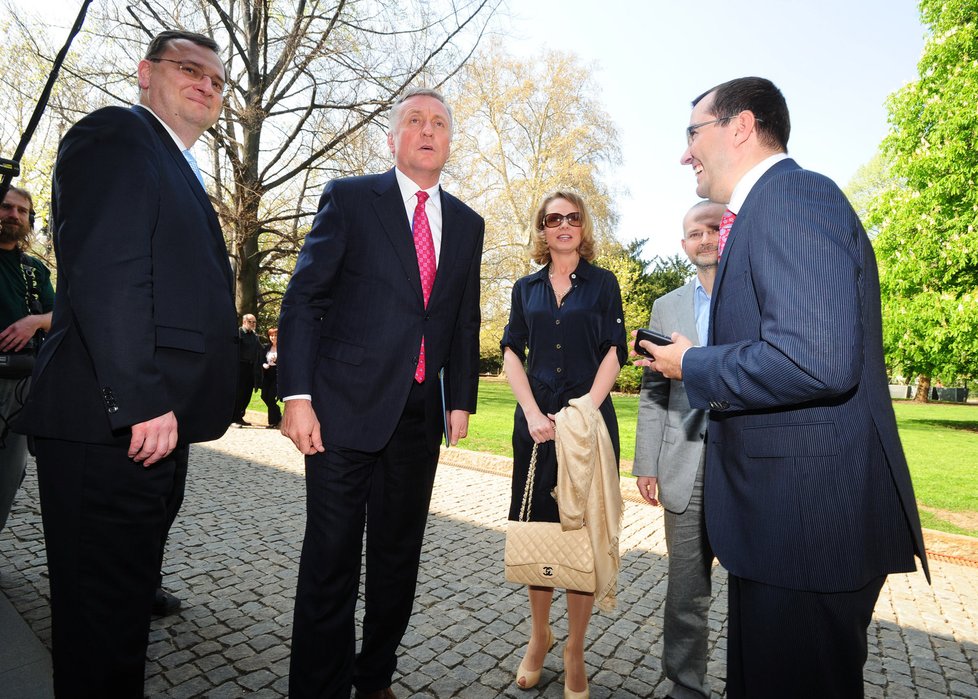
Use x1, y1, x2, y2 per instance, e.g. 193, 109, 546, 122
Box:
542, 212, 582, 228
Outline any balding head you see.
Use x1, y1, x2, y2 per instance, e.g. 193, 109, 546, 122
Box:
681, 200, 725, 271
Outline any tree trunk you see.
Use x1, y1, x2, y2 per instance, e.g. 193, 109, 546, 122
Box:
235, 228, 261, 316
913, 375, 931, 402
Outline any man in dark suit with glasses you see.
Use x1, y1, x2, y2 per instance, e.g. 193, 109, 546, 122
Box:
17, 30, 237, 696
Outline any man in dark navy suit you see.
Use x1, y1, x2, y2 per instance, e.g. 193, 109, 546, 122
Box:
640, 77, 928, 698
278, 87, 483, 699
17, 30, 237, 697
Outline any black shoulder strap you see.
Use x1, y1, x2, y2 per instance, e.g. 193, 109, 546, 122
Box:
19, 252, 42, 315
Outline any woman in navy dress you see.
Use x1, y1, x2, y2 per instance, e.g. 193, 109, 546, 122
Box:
501, 191, 627, 699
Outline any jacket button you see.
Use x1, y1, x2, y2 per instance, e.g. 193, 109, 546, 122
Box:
107, 406, 119, 414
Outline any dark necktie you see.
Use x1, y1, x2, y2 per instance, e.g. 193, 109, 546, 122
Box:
718, 208, 736, 258
412, 190, 436, 382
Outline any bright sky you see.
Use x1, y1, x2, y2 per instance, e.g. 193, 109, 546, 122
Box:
505, 0, 926, 260
21, 0, 926, 262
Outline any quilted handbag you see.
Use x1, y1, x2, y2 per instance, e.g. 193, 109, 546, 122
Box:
504, 444, 596, 592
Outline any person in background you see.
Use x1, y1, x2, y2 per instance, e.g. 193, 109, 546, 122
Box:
501, 191, 626, 699
261, 326, 281, 428
233, 313, 262, 426
632, 200, 724, 699
0, 186, 53, 539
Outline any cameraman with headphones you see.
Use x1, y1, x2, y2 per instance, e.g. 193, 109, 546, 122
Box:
0, 185, 53, 537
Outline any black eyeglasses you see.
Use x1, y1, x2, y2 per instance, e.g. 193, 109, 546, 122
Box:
149, 58, 226, 94
542, 212, 582, 228
686, 116, 733, 145
686, 115, 765, 145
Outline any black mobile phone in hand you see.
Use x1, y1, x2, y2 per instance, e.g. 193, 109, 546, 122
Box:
634, 328, 673, 358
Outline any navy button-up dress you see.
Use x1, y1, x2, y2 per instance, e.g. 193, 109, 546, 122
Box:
501, 258, 627, 522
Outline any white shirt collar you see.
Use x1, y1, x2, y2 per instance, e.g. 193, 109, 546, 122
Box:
139, 104, 190, 151
394, 168, 441, 208
727, 152, 789, 215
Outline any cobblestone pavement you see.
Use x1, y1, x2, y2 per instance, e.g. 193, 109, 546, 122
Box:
2, 425, 977, 698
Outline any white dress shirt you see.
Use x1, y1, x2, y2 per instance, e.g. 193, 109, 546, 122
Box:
394, 167, 443, 265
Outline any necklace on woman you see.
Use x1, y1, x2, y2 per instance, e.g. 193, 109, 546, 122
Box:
549, 266, 572, 306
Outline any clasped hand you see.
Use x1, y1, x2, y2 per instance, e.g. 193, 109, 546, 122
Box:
129, 411, 179, 467
0, 315, 44, 352
526, 410, 556, 444
280, 399, 324, 455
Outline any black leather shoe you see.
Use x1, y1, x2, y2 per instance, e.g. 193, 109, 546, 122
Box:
353, 689, 396, 699
152, 588, 182, 616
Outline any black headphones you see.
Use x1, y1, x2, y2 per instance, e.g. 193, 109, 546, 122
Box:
1, 186, 36, 228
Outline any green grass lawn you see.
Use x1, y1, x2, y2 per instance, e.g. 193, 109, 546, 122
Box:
248, 379, 978, 536
890, 400, 978, 536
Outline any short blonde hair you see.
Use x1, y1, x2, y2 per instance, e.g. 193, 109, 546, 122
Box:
527, 191, 596, 265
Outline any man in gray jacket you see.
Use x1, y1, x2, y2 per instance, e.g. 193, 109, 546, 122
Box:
633, 200, 723, 699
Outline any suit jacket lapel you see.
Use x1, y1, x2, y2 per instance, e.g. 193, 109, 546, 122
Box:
130, 106, 232, 290
132, 106, 217, 220
429, 189, 462, 307
373, 170, 425, 306
675, 279, 700, 345
710, 158, 799, 343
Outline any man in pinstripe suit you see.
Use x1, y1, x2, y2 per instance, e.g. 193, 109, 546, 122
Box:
639, 77, 929, 698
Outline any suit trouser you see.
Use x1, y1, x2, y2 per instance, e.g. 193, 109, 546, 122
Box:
289, 380, 441, 699
726, 572, 886, 699
0, 377, 30, 533
662, 462, 714, 699
233, 361, 255, 421
157, 452, 188, 590
261, 367, 282, 426
35, 438, 189, 698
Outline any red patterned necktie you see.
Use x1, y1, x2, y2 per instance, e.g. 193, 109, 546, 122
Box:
718, 208, 736, 258
412, 190, 437, 382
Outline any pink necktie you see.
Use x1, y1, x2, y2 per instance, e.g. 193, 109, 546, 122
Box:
413, 190, 436, 382
718, 208, 736, 258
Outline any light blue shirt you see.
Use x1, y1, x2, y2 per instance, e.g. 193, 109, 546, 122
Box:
693, 275, 710, 344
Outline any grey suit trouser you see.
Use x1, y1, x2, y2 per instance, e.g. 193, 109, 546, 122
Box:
663, 459, 714, 699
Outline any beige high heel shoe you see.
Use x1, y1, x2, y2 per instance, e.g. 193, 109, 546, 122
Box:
562, 646, 589, 699
516, 626, 555, 690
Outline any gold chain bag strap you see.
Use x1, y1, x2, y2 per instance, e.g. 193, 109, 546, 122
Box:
504, 441, 596, 591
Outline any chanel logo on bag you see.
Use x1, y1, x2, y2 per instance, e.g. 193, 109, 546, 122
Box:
542, 566, 554, 577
